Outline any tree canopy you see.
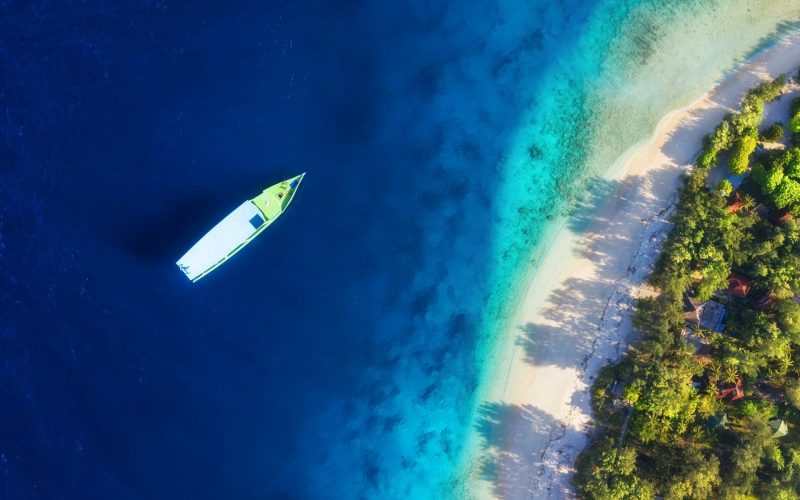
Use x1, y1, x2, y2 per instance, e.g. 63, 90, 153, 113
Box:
729, 134, 757, 175
574, 75, 800, 499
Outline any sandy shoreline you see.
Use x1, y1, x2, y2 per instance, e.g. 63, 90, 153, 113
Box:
469, 32, 800, 499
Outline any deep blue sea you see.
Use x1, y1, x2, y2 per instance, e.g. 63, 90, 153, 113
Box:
2, 1, 800, 499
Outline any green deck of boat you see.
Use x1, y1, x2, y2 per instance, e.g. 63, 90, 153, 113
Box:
251, 174, 303, 221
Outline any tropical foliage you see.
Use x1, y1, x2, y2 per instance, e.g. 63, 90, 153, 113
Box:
790, 97, 800, 133
752, 147, 800, 213
729, 133, 757, 175
762, 122, 785, 143
697, 76, 785, 171
574, 76, 800, 499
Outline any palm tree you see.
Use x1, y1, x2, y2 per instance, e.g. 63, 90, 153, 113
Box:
741, 193, 756, 212
722, 363, 740, 384
707, 359, 722, 384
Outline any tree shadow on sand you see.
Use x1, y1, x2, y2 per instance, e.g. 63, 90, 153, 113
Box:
567, 166, 681, 275
475, 402, 585, 499
514, 276, 627, 371
516, 166, 683, 370
494, 165, 681, 496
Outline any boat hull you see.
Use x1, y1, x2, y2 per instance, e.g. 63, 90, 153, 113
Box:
176, 173, 304, 282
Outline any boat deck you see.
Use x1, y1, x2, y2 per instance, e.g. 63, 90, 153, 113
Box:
176, 201, 265, 281
251, 177, 300, 220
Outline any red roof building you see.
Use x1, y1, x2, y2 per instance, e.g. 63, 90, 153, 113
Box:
769, 209, 795, 225
726, 192, 744, 213
717, 378, 744, 402
727, 273, 752, 298
754, 293, 778, 311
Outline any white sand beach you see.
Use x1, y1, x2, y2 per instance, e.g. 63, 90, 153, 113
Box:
470, 32, 800, 499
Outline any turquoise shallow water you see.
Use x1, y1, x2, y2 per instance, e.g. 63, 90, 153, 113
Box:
351, 1, 800, 498
2, 1, 800, 499
286, 1, 800, 497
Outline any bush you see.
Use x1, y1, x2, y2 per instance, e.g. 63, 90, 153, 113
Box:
747, 75, 785, 104
761, 122, 784, 142
708, 120, 735, 151
715, 179, 733, 196
790, 98, 800, 133
782, 149, 800, 179
732, 108, 763, 136
786, 379, 800, 409
772, 177, 800, 208
763, 166, 785, 195
729, 134, 757, 175
697, 147, 718, 169
751, 163, 767, 187
791, 96, 800, 116
741, 398, 778, 420
789, 114, 800, 134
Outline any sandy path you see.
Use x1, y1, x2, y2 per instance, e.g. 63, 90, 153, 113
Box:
470, 32, 800, 499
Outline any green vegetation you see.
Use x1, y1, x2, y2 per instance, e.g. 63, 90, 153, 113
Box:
729, 133, 758, 175
789, 97, 800, 133
697, 76, 785, 171
573, 76, 800, 499
716, 179, 733, 197
762, 122, 785, 143
752, 148, 800, 213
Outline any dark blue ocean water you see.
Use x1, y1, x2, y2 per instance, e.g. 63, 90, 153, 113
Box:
3, 1, 799, 498
0, 2, 530, 498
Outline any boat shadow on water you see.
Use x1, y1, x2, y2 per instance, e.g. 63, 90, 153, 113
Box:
116, 193, 226, 264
